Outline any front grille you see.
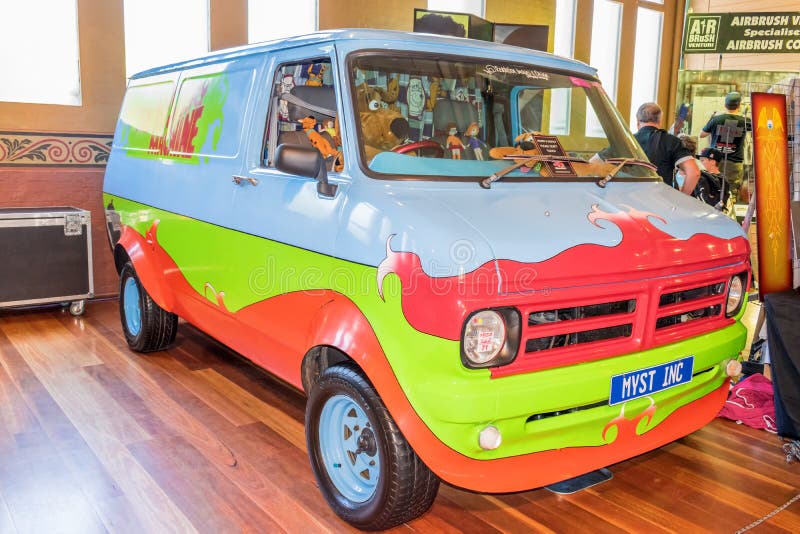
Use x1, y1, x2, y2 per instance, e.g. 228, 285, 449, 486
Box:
659, 282, 725, 307
489, 269, 744, 379
525, 324, 633, 353
522, 298, 637, 355
655, 281, 726, 330
526, 400, 608, 423
656, 304, 722, 329
528, 299, 636, 326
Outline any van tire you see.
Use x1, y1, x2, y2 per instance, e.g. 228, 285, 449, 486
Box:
306, 363, 439, 530
119, 262, 177, 352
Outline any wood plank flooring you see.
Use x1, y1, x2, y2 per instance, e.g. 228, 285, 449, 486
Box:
0, 300, 798, 533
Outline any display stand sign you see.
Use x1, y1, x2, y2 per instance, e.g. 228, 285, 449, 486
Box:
683, 12, 800, 54
532, 135, 576, 177
752, 92, 793, 298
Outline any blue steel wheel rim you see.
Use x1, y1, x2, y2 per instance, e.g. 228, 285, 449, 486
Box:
123, 277, 142, 337
319, 394, 380, 503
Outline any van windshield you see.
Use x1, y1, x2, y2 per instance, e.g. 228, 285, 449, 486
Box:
350, 53, 657, 181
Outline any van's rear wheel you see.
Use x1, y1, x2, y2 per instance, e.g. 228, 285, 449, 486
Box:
306, 363, 439, 530
119, 262, 177, 352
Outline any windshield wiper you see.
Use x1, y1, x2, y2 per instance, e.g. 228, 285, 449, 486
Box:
480, 154, 589, 189
597, 158, 656, 188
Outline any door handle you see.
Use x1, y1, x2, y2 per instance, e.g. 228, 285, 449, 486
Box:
232, 175, 259, 186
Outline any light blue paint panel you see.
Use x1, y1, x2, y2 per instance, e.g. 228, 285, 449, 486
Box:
106, 29, 748, 285
332, 179, 747, 277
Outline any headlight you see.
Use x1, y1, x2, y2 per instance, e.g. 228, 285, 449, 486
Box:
725, 274, 746, 317
461, 308, 521, 369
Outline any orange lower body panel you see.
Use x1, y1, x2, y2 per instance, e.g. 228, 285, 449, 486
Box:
120, 222, 730, 493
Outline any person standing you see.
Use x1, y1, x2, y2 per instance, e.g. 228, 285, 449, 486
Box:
699, 91, 748, 202
674, 133, 699, 189
633, 102, 700, 195
694, 147, 729, 210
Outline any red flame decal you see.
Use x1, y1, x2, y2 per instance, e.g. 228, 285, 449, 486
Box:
602, 397, 657, 442
376, 205, 749, 341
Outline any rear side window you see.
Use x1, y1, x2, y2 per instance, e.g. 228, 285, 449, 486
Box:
169, 66, 255, 159
116, 64, 255, 161
117, 80, 175, 153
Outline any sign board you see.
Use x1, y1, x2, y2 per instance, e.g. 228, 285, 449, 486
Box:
532, 135, 576, 177
752, 92, 793, 298
683, 12, 800, 54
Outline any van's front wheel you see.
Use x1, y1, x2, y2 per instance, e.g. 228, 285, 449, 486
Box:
306, 363, 439, 530
119, 262, 177, 352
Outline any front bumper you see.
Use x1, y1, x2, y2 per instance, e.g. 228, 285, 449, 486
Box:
426, 380, 730, 492
397, 321, 744, 491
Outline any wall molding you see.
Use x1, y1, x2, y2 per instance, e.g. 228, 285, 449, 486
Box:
0, 131, 112, 167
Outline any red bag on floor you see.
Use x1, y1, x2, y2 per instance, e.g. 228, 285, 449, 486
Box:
717, 373, 777, 433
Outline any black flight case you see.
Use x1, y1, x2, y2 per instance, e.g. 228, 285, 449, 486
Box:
0, 207, 93, 315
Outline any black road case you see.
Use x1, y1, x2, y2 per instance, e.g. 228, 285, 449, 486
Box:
0, 207, 94, 315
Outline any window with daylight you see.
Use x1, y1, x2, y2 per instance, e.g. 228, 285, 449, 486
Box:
249, 0, 317, 43
558, 1, 674, 137
123, 0, 209, 78
629, 7, 663, 130
0, 0, 81, 105
550, 0, 577, 135
586, 0, 622, 137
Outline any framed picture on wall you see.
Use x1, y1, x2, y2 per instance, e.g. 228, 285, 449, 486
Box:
413, 9, 494, 42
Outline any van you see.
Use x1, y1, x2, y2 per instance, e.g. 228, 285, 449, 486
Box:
103, 29, 751, 530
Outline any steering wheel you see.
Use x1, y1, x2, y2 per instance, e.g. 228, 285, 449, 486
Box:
391, 139, 445, 158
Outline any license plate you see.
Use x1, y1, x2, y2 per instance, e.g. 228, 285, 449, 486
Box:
609, 356, 694, 405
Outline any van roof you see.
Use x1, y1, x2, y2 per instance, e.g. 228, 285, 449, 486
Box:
131, 28, 596, 80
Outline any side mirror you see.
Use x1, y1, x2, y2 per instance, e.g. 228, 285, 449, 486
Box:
274, 144, 338, 198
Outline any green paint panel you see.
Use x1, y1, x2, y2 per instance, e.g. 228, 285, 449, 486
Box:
105, 194, 747, 460
118, 69, 236, 163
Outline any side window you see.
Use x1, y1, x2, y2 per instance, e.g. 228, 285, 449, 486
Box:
516, 88, 544, 135
169, 67, 254, 159
264, 58, 342, 170
117, 80, 176, 155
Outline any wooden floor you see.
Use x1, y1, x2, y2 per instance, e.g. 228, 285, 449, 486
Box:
0, 300, 798, 533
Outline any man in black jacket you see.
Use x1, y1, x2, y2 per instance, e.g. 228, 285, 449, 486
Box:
634, 102, 700, 194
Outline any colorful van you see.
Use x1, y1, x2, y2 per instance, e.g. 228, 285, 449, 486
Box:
103, 29, 751, 530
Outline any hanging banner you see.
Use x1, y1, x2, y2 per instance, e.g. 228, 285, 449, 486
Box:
752, 92, 793, 298
683, 12, 800, 54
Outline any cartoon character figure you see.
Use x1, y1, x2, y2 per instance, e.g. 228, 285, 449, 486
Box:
465, 122, 485, 160
446, 122, 465, 160
427, 77, 447, 111
453, 86, 469, 102
356, 83, 392, 115
307, 64, 326, 86
487, 131, 541, 160
360, 105, 410, 161
278, 74, 295, 122
322, 118, 341, 149
377, 76, 401, 112
514, 131, 538, 150
301, 116, 338, 160
407, 77, 426, 119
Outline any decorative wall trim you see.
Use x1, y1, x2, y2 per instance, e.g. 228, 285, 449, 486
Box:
0, 131, 113, 167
